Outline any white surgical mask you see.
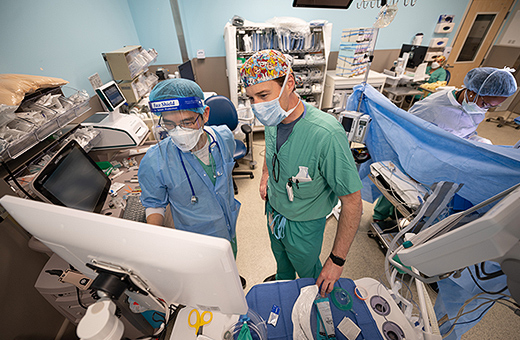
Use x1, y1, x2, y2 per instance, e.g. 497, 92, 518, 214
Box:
251, 73, 300, 126
431, 62, 440, 69
168, 126, 204, 152
462, 91, 487, 115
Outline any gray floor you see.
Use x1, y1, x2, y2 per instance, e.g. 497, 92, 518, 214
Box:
233, 110, 520, 339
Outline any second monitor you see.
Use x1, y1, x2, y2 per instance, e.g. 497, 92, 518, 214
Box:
178, 60, 196, 82
399, 44, 428, 69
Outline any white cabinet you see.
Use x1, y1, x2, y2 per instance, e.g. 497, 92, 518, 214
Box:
224, 21, 332, 130
322, 70, 387, 110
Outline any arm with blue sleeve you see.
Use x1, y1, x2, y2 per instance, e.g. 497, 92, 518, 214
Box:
137, 146, 170, 226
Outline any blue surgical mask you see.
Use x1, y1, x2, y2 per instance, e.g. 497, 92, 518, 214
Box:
251, 73, 300, 126
462, 91, 487, 115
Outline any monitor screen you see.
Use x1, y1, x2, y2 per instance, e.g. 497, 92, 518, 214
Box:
30, 140, 111, 213
0, 195, 249, 315
95, 81, 126, 112
292, 0, 353, 9
178, 60, 196, 82
399, 44, 428, 69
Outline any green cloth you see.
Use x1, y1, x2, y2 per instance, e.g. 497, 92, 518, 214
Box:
264, 103, 362, 221
237, 322, 253, 340
372, 196, 396, 220
267, 201, 325, 280
231, 236, 237, 259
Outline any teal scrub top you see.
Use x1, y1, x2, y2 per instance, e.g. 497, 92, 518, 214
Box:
265, 104, 363, 221
427, 67, 447, 83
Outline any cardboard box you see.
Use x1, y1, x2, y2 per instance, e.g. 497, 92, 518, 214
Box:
103, 45, 143, 81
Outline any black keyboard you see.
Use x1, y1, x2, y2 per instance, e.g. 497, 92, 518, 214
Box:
122, 195, 146, 223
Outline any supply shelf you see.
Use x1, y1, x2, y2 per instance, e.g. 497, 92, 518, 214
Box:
0, 87, 91, 162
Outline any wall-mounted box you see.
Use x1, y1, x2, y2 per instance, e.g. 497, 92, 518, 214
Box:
103, 45, 144, 81
435, 22, 455, 33
425, 51, 444, 62
429, 38, 449, 48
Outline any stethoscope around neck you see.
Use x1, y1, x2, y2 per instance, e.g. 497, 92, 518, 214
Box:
177, 129, 222, 204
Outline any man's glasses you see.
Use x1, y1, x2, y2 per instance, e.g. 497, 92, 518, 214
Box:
159, 115, 201, 130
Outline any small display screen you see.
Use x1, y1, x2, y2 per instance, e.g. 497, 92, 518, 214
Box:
33, 141, 110, 213
102, 84, 125, 109
178, 60, 196, 82
341, 117, 354, 132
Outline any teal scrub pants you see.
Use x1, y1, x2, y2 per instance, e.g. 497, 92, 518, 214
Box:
267, 203, 326, 280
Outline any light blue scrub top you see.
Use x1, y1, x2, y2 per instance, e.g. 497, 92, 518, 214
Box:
138, 125, 240, 242
409, 89, 485, 139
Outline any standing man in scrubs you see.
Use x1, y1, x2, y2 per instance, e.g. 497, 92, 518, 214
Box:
138, 79, 245, 286
240, 50, 363, 296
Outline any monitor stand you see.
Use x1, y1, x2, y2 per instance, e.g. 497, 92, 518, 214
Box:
82, 108, 149, 150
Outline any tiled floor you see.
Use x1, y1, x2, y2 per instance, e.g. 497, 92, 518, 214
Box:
233, 111, 520, 339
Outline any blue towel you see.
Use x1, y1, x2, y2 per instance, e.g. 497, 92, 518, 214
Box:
346, 84, 520, 211
246, 278, 383, 340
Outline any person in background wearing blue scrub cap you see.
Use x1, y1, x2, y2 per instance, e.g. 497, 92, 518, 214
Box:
137, 78, 246, 287
409, 67, 518, 144
373, 67, 517, 225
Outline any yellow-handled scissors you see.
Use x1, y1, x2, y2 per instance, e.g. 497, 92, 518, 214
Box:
188, 309, 213, 336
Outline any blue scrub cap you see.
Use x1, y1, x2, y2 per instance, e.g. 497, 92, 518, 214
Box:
149, 78, 205, 115
464, 67, 517, 97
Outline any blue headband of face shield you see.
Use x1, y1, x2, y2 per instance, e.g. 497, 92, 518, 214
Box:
149, 96, 204, 114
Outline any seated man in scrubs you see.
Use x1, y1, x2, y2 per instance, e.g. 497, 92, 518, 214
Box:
138, 79, 245, 287
240, 50, 363, 296
409, 66, 517, 143
425, 56, 447, 84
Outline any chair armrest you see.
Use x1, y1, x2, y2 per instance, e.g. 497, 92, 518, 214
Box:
241, 124, 252, 135
240, 124, 252, 155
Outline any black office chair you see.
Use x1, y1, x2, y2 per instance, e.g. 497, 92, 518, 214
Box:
205, 95, 254, 194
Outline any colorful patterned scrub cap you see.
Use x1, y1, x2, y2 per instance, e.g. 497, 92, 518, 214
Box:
434, 55, 447, 66
240, 49, 292, 88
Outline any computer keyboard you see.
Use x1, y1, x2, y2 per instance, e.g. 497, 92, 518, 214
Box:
122, 195, 147, 223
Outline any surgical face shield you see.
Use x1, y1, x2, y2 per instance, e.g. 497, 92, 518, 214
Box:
149, 96, 206, 151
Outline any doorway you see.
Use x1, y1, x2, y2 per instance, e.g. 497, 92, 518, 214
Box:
446, 0, 515, 87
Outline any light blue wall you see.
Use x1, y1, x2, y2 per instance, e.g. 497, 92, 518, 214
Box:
0, 0, 140, 96
1, 0, 471, 96
127, 0, 182, 65
176, 0, 470, 58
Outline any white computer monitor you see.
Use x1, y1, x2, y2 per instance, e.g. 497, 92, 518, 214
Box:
0, 195, 248, 315
395, 185, 520, 301
95, 81, 126, 112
